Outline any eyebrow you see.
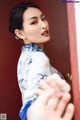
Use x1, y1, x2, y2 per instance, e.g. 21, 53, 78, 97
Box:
28, 16, 37, 21
28, 14, 44, 21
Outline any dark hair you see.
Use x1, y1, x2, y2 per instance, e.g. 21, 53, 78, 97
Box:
9, 2, 40, 34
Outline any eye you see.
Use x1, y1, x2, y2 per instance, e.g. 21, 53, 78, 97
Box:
42, 16, 46, 21
31, 21, 38, 25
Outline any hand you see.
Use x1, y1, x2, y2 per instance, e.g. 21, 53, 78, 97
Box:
27, 89, 74, 120
36, 74, 71, 97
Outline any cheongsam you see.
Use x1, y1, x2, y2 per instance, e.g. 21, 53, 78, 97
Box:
17, 43, 63, 120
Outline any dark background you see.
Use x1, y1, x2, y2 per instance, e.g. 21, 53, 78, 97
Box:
0, 0, 70, 120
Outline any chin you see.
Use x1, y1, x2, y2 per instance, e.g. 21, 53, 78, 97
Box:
45, 37, 50, 42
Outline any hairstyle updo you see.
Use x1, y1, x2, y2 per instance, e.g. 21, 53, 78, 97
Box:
9, 2, 40, 35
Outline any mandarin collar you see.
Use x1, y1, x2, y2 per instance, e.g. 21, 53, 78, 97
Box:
21, 43, 44, 53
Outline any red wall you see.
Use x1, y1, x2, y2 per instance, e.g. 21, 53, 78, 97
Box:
0, 0, 70, 120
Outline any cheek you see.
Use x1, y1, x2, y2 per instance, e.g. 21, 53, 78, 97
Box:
46, 21, 49, 28
29, 29, 40, 37
23, 25, 40, 38
27, 27, 39, 34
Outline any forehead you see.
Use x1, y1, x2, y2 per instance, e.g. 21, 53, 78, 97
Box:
23, 7, 43, 20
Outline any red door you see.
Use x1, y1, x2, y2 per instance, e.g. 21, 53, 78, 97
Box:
67, 3, 80, 120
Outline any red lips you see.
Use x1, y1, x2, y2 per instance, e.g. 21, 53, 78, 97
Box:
41, 30, 48, 35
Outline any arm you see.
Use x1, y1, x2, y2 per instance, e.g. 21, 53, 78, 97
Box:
21, 52, 51, 119
25, 52, 51, 97
27, 89, 74, 120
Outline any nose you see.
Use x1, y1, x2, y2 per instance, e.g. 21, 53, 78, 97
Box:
40, 20, 47, 29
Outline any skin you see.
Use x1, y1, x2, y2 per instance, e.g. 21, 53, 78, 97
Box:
36, 74, 71, 96
27, 81, 74, 120
27, 74, 74, 120
15, 7, 50, 48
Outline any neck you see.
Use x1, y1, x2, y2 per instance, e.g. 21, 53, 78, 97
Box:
36, 43, 44, 49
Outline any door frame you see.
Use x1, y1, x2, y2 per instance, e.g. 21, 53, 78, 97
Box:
67, 3, 80, 120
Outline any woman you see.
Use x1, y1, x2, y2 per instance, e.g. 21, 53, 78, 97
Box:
9, 2, 65, 120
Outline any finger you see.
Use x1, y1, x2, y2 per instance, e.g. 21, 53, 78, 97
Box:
47, 97, 59, 110
63, 103, 74, 120
56, 93, 71, 116
35, 88, 44, 96
39, 79, 63, 97
36, 89, 55, 105
36, 88, 63, 98
52, 74, 70, 92
39, 80, 51, 90
45, 77, 63, 97
46, 74, 70, 93
45, 75, 58, 89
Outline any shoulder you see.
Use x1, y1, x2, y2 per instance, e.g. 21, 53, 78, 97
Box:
28, 52, 51, 75
30, 52, 49, 62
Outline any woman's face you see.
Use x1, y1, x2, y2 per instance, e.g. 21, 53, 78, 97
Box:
21, 7, 50, 46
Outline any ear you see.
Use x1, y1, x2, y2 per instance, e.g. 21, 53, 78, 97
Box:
14, 29, 25, 39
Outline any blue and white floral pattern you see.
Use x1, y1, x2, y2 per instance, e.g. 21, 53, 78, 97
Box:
17, 43, 62, 120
